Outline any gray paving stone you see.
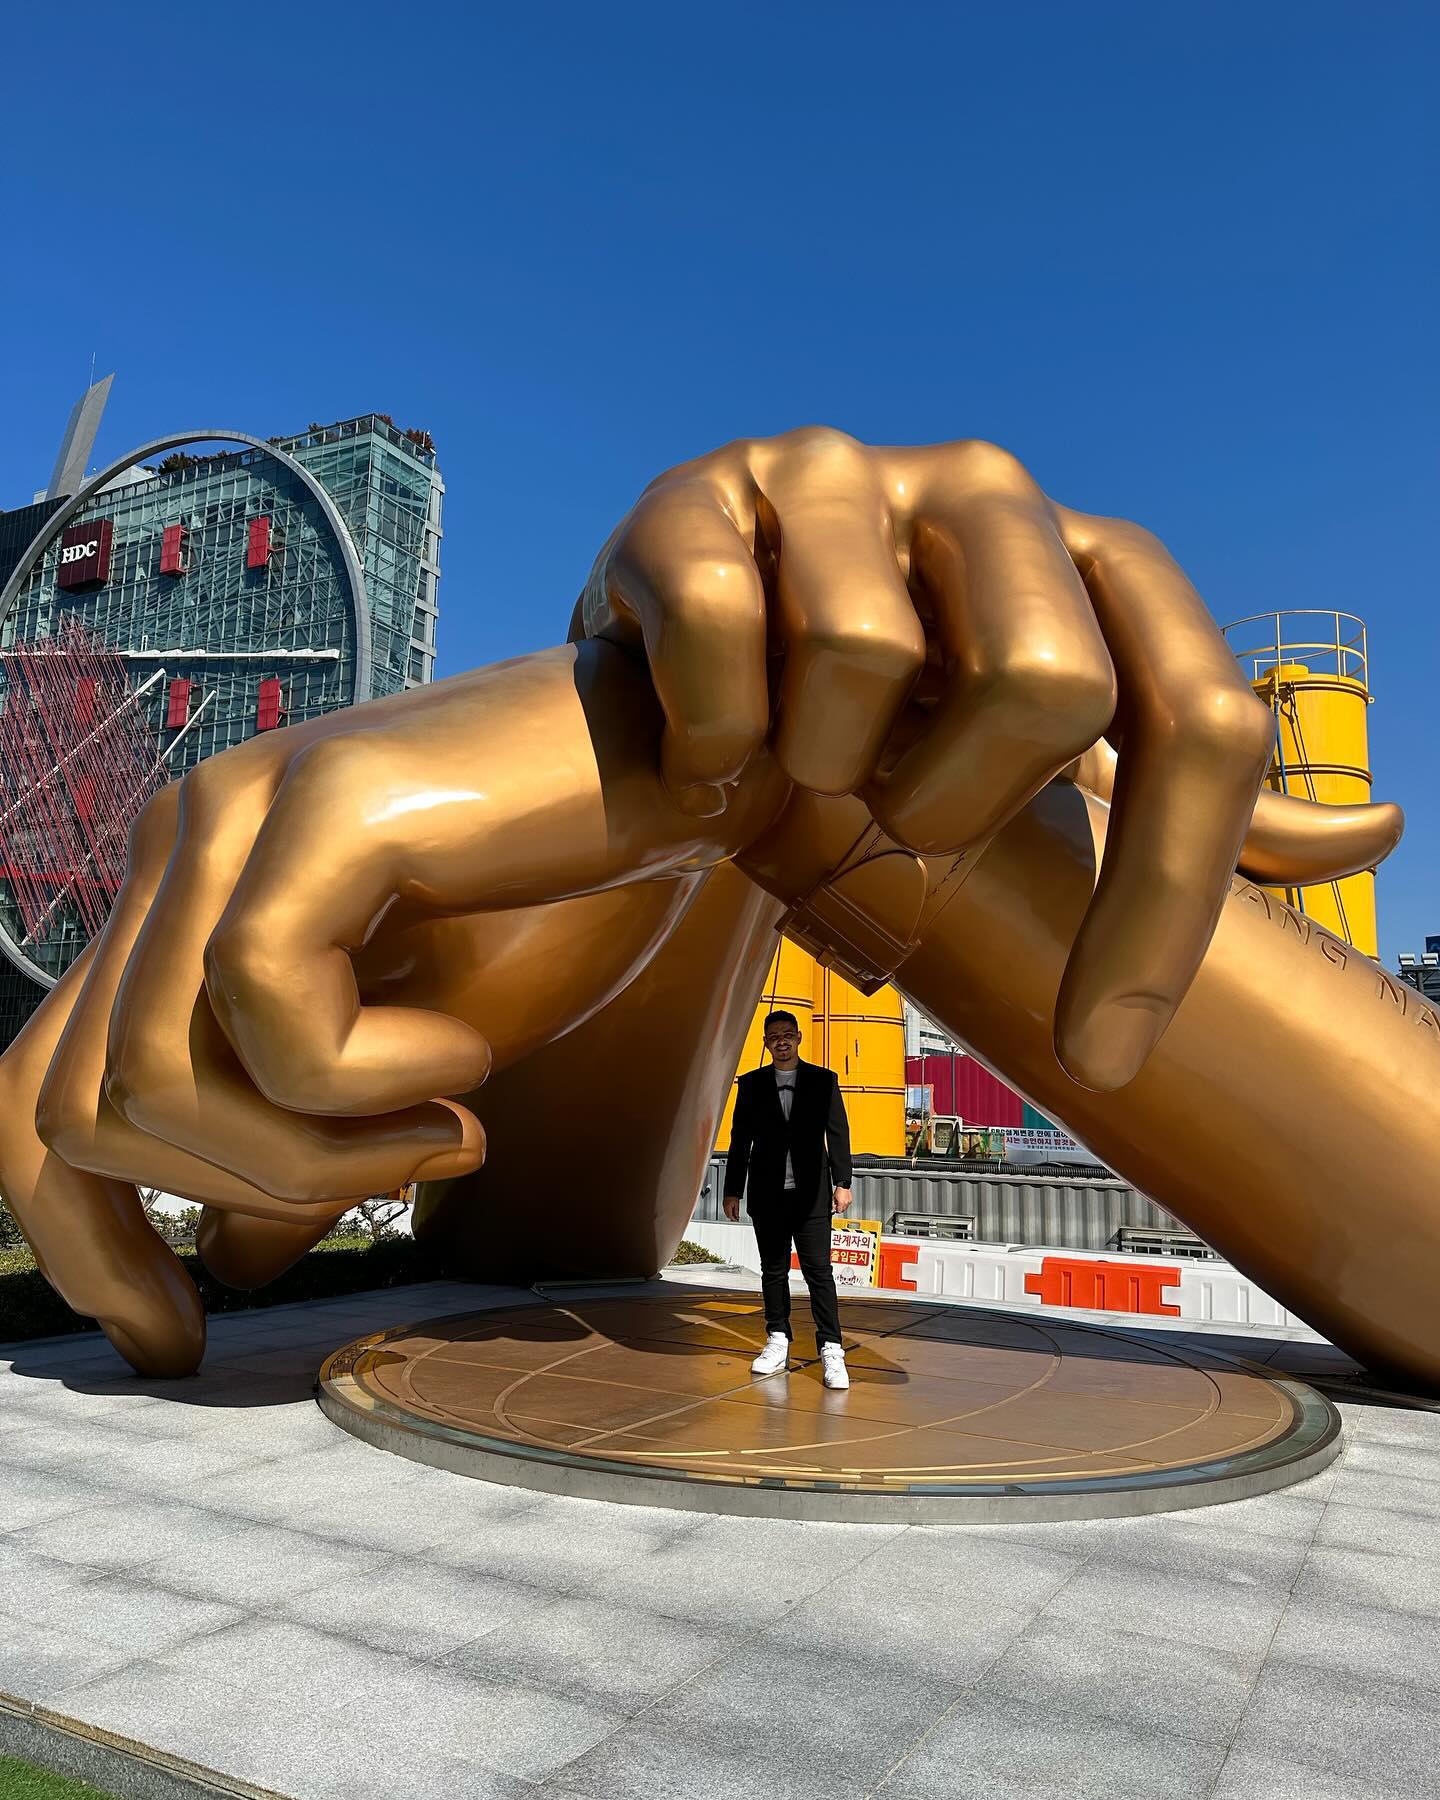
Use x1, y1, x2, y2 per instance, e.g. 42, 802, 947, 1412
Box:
0, 1419, 108, 1471
0, 1539, 105, 1625
445, 1592, 742, 1710
1293, 1544, 1440, 1619
49, 1428, 276, 1497
0, 1615, 135, 1705
61, 1657, 527, 1800
1327, 1464, 1440, 1518
1267, 1593, 1440, 1694
164, 1617, 623, 1781
139, 1512, 392, 1605
855, 1528, 1088, 1616
1211, 1747, 1416, 1800
763, 1580, 1032, 1686
184, 1438, 410, 1520
1183, 1486, 1328, 1540
1314, 1500, 1440, 1562
977, 1616, 1258, 1746
548, 1718, 869, 1800
1339, 1438, 1440, 1484
1042, 1556, 1287, 1662
285, 1466, 541, 1554
1340, 1406, 1440, 1450
274, 1554, 552, 1658
951, 1509, 1312, 1588
431, 1493, 703, 1595
10, 1496, 222, 1570
1232, 1660, 1440, 1796
14, 1494, 391, 1601
648, 1640, 959, 1786
24, 1569, 245, 1657
880, 1691, 1225, 1798
585, 1515, 898, 1629
0, 1463, 117, 1532
0, 1376, 171, 1425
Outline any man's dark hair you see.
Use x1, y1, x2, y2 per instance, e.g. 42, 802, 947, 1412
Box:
763, 1010, 800, 1034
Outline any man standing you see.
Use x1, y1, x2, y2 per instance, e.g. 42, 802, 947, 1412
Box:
722, 1009, 854, 1389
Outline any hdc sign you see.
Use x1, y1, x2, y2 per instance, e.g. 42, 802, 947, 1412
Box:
56, 519, 113, 590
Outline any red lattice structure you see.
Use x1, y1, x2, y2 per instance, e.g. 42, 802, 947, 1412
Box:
0, 622, 170, 968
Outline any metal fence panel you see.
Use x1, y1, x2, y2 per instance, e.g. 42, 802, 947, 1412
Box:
692, 1155, 1182, 1252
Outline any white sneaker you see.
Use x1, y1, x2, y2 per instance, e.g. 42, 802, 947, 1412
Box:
751, 1332, 789, 1376
821, 1344, 850, 1390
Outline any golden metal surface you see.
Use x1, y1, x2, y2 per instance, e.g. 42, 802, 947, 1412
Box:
0, 431, 1424, 1388
318, 1292, 1307, 1492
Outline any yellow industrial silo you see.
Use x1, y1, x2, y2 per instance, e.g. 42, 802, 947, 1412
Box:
717, 939, 906, 1156
1224, 611, 1378, 957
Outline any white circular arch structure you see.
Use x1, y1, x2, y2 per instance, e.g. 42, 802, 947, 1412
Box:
0, 430, 372, 985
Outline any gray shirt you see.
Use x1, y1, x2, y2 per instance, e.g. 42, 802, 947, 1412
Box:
776, 1067, 797, 1190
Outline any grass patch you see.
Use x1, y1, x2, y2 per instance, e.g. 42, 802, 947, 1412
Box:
0, 1234, 440, 1347
0, 1753, 120, 1797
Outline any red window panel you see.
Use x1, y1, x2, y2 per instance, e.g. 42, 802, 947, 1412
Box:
160, 524, 186, 575
246, 516, 272, 568
255, 677, 283, 732
74, 677, 97, 729
165, 677, 192, 729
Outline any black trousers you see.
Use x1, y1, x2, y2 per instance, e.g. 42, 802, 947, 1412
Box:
751, 1195, 843, 1348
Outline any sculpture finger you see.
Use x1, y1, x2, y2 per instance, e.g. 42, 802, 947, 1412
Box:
194, 1206, 349, 1289
866, 452, 1116, 852
1238, 789, 1404, 885
1051, 506, 1276, 1091
1066, 736, 1405, 885
36, 784, 345, 1214
0, 946, 205, 1377
758, 429, 926, 794
586, 477, 770, 816
100, 755, 484, 1197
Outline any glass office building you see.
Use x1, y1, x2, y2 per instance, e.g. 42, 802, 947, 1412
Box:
0, 413, 444, 1043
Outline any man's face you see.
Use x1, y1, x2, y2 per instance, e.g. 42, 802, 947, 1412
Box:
764, 1021, 801, 1069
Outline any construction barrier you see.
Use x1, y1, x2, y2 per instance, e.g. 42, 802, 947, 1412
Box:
682, 1219, 1312, 1331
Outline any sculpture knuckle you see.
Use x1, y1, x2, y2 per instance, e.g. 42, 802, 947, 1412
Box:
103, 1052, 167, 1133
1178, 685, 1273, 764
289, 735, 363, 793
989, 651, 1116, 746
957, 440, 1034, 494
203, 922, 270, 1008
178, 758, 231, 819
811, 617, 925, 685
787, 425, 865, 462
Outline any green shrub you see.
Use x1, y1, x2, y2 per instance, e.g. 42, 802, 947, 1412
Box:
668, 1238, 725, 1266
0, 1236, 442, 1348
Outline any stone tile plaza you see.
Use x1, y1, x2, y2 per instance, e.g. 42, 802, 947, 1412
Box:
2, 1268, 1438, 1799
3, 10, 1437, 1799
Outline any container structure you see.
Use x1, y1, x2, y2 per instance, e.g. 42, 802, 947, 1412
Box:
811, 962, 906, 1156
1224, 611, 1378, 957
717, 937, 906, 1156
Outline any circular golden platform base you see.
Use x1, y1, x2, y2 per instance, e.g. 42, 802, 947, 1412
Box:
317, 1288, 1340, 1521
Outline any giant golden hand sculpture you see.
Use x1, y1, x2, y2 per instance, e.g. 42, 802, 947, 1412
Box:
0, 432, 1429, 1388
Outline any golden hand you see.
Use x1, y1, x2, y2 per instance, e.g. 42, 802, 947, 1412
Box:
0, 433, 1405, 1378
580, 429, 1400, 1088
0, 644, 781, 1372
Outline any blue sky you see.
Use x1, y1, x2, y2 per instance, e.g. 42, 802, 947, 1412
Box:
2, 2, 1434, 957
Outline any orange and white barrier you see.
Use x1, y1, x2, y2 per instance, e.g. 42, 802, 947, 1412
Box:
682, 1219, 1311, 1331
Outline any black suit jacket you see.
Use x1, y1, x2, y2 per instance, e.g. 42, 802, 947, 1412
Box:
722, 1060, 853, 1213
